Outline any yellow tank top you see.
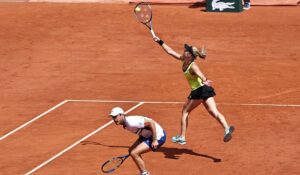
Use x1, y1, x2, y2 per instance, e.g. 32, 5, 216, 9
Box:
183, 62, 204, 90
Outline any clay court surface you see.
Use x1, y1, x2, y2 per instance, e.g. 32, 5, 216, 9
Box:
0, 2, 299, 175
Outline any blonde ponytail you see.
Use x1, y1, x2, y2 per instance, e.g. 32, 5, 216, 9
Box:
192, 46, 206, 59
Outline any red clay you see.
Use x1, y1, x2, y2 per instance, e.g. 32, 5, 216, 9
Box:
0, 3, 299, 175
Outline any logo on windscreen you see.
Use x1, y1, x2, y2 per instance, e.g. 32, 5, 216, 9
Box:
212, 0, 235, 11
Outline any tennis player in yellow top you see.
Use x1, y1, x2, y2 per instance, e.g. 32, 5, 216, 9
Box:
153, 35, 234, 144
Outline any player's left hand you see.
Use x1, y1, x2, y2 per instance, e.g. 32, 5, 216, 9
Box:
204, 79, 213, 86
151, 140, 159, 149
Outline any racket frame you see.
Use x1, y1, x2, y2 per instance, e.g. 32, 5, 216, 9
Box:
134, 2, 156, 38
101, 154, 130, 173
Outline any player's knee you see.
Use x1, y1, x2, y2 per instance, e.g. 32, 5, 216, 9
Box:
208, 109, 218, 117
182, 111, 187, 116
128, 147, 134, 154
182, 108, 189, 115
130, 150, 138, 158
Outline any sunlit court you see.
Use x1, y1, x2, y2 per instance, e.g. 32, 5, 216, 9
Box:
0, 0, 299, 175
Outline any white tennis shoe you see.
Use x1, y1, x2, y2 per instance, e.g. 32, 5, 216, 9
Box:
140, 171, 150, 175
172, 135, 186, 145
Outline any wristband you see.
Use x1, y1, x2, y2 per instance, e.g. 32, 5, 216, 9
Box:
158, 40, 164, 46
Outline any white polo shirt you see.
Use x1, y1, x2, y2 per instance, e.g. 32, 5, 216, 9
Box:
123, 116, 164, 140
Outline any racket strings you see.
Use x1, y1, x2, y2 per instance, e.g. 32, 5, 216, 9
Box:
102, 158, 123, 172
134, 4, 152, 24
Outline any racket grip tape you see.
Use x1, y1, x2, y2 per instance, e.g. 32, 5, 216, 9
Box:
157, 39, 164, 45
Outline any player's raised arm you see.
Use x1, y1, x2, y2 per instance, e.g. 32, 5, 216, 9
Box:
153, 36, 182, 60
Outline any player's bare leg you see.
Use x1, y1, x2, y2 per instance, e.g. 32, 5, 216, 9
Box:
181, 99, 202, 137
203, 97, 234, 142
172, 99, 201, 145
203, 97, 229, 129
130, 142, 151, 174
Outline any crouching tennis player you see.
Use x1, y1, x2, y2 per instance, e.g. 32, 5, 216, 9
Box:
109, 107, 166, 175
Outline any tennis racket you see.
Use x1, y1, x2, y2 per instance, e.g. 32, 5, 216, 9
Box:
134, 2, 156, 38
101, 154, 130, 173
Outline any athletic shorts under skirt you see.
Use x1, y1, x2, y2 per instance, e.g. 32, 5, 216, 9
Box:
138, 131, 166, 151
188, 85, 216, 100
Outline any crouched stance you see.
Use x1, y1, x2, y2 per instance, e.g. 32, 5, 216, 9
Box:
109, 107, 166, 175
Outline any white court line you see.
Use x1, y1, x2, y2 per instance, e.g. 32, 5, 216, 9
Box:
25, 102, 144, 175
67, 99, 184, 104
3, 99, 296, 141
67, 99, 300, 107
220, 103, 300, 107
0, 100, 68, 141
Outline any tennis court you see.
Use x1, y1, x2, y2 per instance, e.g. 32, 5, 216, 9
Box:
0, 2, 299, 175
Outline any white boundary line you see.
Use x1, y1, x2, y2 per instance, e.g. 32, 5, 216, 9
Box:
219, 103, 300, 107
2, 99, 298, 141
0, 100, 68, 141
25, 102, 144, 175
67, 99, 300, 107
67, 99, 184, 104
